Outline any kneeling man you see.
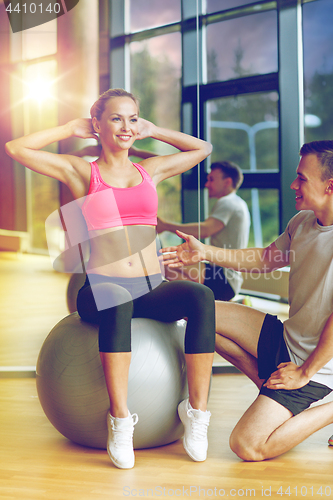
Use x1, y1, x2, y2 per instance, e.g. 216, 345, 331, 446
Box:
161, 140, 333, 461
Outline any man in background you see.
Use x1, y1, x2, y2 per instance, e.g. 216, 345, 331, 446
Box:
157, 161, 250, 301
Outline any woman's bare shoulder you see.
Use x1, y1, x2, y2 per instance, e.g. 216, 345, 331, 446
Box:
61, 155, 93, 199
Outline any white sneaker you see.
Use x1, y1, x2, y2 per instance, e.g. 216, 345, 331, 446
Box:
178, 399, 211, 462
106, 411, 139, 469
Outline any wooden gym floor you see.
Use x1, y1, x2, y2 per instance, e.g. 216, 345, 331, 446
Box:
1, 251, 333, 500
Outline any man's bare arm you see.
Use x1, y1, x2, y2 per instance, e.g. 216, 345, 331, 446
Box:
161, 230, 289, 273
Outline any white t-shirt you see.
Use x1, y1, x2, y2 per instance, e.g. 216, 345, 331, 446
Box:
210, 192, 250, 294
275, 210, 333, 388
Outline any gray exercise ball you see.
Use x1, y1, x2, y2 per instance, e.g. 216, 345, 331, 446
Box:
66, 272, 85, 313
36, 313, 188, 449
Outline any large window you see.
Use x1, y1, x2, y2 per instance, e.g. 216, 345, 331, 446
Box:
108, 2, 183, 245
206, 10, 278, 83
5, 2, 99, 252
9, 21, 59, 252
130, 0, 181, 32
130, 34, 181, 134
206, 93, 279, 172
130, 32, 182, 233
206, 92, 279, 246
181, 1, 280, 245
23, 60, 59, 251
107, 0, 322, 247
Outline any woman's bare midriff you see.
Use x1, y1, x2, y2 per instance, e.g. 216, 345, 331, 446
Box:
86, 225, 162, 277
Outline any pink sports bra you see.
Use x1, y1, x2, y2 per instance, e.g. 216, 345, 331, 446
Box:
81, 161, 158, 231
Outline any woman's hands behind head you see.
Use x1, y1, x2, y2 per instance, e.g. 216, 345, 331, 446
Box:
68, 118, 99, 141
136, 118, 156, 141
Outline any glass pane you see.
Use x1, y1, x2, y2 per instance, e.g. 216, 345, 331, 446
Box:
206, 11, 277, 82
207, 0, 258, 12
239, 189, 279, 248
130, 33, 182, 245
206, 92, 279, 171
130, 32, 181, 142
130, 0, 181, 32
303, 0, 333, 142
24, 60, 59, 251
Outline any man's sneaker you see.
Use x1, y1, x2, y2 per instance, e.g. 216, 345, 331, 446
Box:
328, 435, 333, 446
178, 398, 211, 462
107, 411, 138, 469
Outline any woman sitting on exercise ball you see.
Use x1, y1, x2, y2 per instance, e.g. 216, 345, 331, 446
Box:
5, 88, 215, 469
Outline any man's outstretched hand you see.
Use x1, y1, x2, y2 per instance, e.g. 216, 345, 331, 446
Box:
160, 230, 206, 267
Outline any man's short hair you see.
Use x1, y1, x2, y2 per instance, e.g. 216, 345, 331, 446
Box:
300, 140, 333, 181
210, 161, 244, 190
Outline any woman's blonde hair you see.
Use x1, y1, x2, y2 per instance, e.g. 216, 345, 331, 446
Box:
90, 88, 140, 120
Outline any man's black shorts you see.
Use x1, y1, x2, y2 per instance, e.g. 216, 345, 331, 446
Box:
203, 263, 235, 301
257, 314, 332, 415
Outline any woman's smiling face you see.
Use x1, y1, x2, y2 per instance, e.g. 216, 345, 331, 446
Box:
93, 96, 139, 150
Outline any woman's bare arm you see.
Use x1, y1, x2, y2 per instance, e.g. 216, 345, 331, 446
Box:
5, 119, 97, 191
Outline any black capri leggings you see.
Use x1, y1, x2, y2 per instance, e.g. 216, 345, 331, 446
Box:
77, 273, 215, 354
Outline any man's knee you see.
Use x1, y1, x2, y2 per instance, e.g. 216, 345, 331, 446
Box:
229, 428, 266, 462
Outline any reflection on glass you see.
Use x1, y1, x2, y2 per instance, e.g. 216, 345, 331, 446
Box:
206, 94, 279, 247
206, 11, 277, 82
130, 33, 181, 130
303, 0, 333, 142
206, 92, 279, 171
130, 33, 182, 246
130, 0, 180, 32
239, 189, 279, 248
207, 0, 259, 12
24, 60, 59, 251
